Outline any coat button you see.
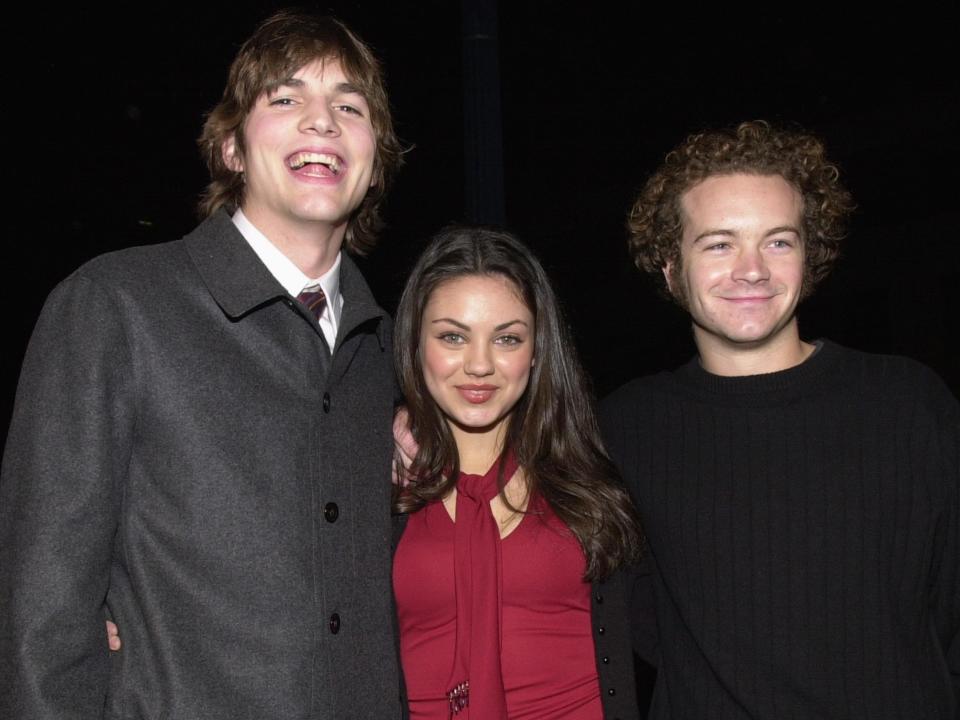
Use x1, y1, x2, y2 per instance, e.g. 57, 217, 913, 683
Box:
601, 656, 610, 664
607, 688, 616, 696
324, 502, 339, 523
322, 392, 331, 413
595, 592, 604, 604
598, 626, 606, 635
329, 613, 341, 634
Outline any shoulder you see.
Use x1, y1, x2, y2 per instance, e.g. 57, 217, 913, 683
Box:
65, 211, 237, 295
49, 215, 238, 310
71, 239, 188, 288
32, 222, 220, 350
598, 369, 686, 456
601, 367, 685, 417
36, 238, 190, 325
827, 341, 957, 413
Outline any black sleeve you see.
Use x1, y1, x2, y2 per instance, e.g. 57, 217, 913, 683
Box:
600, 388, 661, 667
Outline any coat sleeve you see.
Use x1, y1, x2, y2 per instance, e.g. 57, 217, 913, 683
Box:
0, 272, 134, 719
626, 552, 660, 667
932, 384, 960, 703
943, 502, 960, 705
599, 389, 661, 668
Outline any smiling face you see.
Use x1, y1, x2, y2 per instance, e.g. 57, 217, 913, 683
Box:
419, 274, 535, 445
668, 173, 807, 365
222, 58, 376, 245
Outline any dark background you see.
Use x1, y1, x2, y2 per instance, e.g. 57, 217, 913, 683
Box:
5, 5, 957, 446
3, 2, 957, 711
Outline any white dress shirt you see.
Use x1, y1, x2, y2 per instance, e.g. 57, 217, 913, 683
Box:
232, 209, 343, 350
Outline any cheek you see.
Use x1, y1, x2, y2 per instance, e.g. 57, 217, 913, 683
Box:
244, 116, 284, 154
420, 344, 456, 387
692, 261, 725, 286
346, 123, 377, 162
501, 351, 534, 390
685, 262, 729, 305
784, 260, 806, 289
358, 124, 377, 156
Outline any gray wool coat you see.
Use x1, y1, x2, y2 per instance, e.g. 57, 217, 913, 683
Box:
0, 211, 402, 719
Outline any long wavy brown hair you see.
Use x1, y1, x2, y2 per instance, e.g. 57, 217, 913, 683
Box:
394, 226, 643, 581
627, 120, 855, 300
197, 10, 404, 255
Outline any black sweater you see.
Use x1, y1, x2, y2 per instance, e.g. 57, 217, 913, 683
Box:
601, 341, 959, 720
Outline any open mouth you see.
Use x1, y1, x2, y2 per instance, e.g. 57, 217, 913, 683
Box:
287, 152, 342, 176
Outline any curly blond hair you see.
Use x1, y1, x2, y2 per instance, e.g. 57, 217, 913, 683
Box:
627, 120, 854, 299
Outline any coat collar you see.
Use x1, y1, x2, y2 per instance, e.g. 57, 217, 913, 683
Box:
185, 210, 388, 347
338, 251, 389, 350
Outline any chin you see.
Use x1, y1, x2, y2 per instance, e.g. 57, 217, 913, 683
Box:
720, 321, 794, 347
450, 412, 506, 434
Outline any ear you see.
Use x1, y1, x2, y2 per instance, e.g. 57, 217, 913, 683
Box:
222, 134, 244, 173
662, 262, 675, 294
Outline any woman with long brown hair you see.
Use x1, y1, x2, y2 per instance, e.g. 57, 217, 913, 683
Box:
392, 226, 643, 719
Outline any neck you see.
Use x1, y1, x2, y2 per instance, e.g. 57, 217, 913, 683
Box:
694, 319, 815, 377
241, 206, 346, 278
451, 423, 507, 475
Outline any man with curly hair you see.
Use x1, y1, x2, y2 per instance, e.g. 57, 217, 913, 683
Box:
1, 10, 405, 719
602, 121, 959, 719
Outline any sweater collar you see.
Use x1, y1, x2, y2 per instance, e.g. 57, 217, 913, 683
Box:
674, 339, 847, 406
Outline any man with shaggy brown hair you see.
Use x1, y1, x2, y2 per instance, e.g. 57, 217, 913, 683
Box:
1, 10, 404, 719
602, 121, 959, 719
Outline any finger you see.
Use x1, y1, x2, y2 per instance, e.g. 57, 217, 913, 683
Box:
106, 620, 122, 651
392, 406, 419, 460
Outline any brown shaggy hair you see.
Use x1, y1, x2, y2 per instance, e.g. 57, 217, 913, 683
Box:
627, 120, 854, 300
393, 226, 643, 581
197, 10, 404, 255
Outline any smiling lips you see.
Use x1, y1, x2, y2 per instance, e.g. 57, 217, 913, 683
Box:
287, 151, 343, 176
719, 291, 779, 304
456, 384, 497, 404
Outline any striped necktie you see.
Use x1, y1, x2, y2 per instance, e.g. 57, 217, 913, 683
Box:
297, 284, 326, 323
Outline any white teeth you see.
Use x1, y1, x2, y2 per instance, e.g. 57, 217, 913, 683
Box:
288, 152, 341, 175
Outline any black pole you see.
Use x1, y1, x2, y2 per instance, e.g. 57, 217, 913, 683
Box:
462, 0, 506, 225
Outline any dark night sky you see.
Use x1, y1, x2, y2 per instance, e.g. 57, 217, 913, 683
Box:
4, 2, 958, 441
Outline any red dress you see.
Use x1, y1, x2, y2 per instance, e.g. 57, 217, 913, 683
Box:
393, 494, 603, 719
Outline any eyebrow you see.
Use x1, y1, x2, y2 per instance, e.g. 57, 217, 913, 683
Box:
335, 81, 365, 96
692, 225, 802, 244
430, 318, 530, 331
275, 77, 366, 97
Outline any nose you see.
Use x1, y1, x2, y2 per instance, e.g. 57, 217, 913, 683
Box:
731, 246, 770, 283
463, 342, 494, 377
299, 100, 340, 136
